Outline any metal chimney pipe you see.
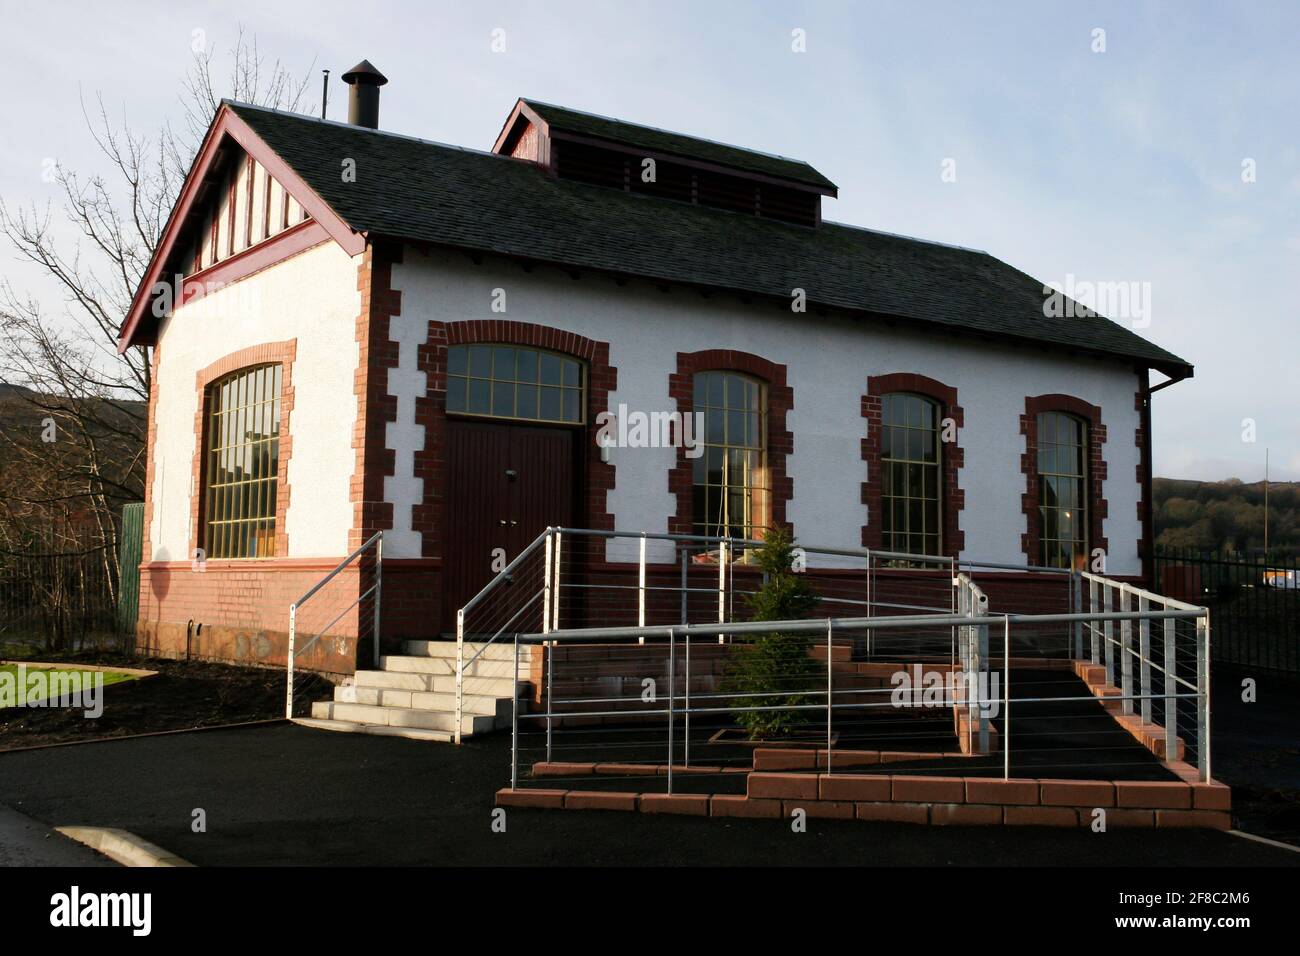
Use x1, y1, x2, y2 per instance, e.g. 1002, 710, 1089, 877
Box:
340, 60, 388, 129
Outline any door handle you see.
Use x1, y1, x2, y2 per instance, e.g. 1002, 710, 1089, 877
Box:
499, 519, 507, 526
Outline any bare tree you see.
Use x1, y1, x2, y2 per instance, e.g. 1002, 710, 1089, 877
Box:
0, 29, 313, 646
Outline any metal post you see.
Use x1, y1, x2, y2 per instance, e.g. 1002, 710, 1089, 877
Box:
546, 638, 553, 763
950, 558, 957, 615
552, 530, 563, 631
679, 545, 688, 625
285, 604, 296, 720
1103, 586, 1115, 687
638, 533, 647, 644
542, 530, 553, 637
977, 623, 989, 753
1138, 594, 1152, 724
511, 631, 519, 791
1163, 615, 1176, 760
826, 618, 833, 775
454, 607, 465, 745
684, 627, 691, 768
957, 581, 968, 670
547, 530, 560, 761
667, 627, 676, 794
1120, 587, 1134, 716
1197, 613, 1211, 782
1003, 614, 1010, 780
717, 539, 728, 644
373, 533, 383, 669
1089, 579, 1100, 663
1071, 571, 1083, 659
865, 554, 874, 660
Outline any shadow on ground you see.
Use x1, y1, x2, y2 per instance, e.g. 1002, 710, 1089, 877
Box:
0, 720, 1295, 867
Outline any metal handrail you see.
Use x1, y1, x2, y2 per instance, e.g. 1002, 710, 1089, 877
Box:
1080, 570, 1204, 612
460, 526, 554, 617
285, 530, 383, 720
453, 526, 1099, 746
292, 531, 382, 608
515, 607, 1204, 643
507, 596, 1213, 787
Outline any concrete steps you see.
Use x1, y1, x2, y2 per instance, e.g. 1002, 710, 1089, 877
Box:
298, 638, 532, 742
403, 639, 536, 662
333, 683, 516, 718
352, 668, 525, 696
292, 717, 454, 743
310, 701, 502, 735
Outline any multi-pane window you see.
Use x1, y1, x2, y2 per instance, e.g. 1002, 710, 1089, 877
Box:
1037, 411, 1088, 569
692, 371, 767, 541
881, 393, 941, 557
445, 344, 583, 424
203, 364, 281, 559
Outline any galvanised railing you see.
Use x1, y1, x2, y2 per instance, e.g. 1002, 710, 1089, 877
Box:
453, 526, 1082, 744
1080, 571, 1211, 780
285, 530, 382, 719
505, 596, 1211, 792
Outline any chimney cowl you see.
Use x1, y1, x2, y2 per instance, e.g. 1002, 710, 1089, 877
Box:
341, 60, 388, 129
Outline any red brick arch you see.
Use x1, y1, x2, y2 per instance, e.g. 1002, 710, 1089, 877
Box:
861, 372, 965, 557
667, 349, 793, 537
191, 338, 297, 560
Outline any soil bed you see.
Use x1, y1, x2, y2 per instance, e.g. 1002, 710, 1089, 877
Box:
0, 650, 331, 749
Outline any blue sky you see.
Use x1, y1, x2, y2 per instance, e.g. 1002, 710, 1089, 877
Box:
0, 0, 1295, 479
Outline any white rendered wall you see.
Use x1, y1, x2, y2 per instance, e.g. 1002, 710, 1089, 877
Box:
149, 241, 361, 561
390, 248, 1144, 574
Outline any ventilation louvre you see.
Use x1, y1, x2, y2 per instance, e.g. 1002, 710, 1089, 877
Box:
554, 140, 819, 227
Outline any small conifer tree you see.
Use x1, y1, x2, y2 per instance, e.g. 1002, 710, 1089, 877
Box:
722, 528, 820, 739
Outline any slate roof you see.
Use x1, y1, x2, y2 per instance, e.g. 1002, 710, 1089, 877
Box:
229, 102, 1192, 376
519, 99, 837, 191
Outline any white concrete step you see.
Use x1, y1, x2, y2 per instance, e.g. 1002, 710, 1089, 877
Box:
292, 717, 454, 743
402, 639, 536, 663
380, 654, 527, 678
334, 684, 517, 718
310, 701, 500, 735
352, 668, 526, 697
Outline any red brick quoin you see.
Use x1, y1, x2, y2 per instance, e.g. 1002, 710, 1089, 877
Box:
1020, 394, 1108, 566
351, 241, 401, 551
667, 349, 793, 537
860, 373, 965, 557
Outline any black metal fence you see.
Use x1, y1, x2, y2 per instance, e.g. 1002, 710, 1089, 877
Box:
0, 547, 124, 652
0, 503, 145, 654
1154, 548, 1299, 675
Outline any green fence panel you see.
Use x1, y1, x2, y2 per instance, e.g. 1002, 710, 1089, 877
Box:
117, 502, 144, 634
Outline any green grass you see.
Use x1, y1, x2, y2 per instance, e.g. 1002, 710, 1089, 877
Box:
0, 663, 139, 707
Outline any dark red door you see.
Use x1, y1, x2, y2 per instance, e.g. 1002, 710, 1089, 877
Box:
442, 419, 575, 631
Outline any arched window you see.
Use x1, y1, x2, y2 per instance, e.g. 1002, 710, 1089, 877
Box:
880, 393, 941, 556
445, 344, 584, 424
1037, 411, 1088, 569
692, 370, 767, 539
202, 364, 282, 558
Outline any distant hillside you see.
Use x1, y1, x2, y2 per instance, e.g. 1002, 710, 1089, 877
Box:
0, 381, 146, 552
1153, 477, 1299, 554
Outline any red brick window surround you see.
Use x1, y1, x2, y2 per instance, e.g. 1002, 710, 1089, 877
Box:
861, 373, 965, 557
668, 350, 793, 538
191, 340, 296, 561
1021, 394, 1107, 569
418, 320, 619, 556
